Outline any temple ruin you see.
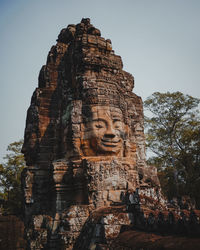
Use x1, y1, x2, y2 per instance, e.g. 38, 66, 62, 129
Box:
22, 18, 200, 249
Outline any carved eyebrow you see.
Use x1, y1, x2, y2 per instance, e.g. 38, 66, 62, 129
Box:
112, 116, 122, 120
92, 118, 107, 123
113, 119, 121, 123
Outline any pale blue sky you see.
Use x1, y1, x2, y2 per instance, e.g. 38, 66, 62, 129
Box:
0, 0, 200, 161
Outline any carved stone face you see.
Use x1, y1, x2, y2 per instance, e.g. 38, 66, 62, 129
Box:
83, 106, 125, 156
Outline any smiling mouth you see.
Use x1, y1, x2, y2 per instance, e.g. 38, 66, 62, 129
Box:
101, 139, 120, 147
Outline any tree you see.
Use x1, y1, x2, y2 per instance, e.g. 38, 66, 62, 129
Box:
0, 140, 25, 215
144, 92, 200, 207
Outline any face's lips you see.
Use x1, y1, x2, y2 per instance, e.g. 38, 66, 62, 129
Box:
101, 138, 121, 147
101, 138, 120, 143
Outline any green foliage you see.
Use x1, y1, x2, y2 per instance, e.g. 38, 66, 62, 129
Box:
144, 92, 200, 207
0, 140, 25, 215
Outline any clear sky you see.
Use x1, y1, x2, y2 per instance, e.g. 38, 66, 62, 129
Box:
0, 0, 199, 162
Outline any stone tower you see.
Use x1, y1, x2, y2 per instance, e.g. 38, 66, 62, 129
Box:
22, 18, 166, 249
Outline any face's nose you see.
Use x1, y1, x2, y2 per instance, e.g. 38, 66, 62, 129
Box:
104, 123, 116, 138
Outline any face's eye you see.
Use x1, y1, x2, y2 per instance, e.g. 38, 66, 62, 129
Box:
95, 124, 103, 129
93, 120, 106, 129
114, 121, 122, 129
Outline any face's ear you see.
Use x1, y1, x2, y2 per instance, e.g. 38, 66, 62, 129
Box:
122, 124, 129, 139
80, 122, 97, 157
81, 122, 85, 132
125, 124, 129, 134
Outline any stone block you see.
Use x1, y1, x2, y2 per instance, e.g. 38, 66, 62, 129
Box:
22, 17, 172, 250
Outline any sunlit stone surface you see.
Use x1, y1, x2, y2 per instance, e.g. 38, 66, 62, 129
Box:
22, 18, 200, 249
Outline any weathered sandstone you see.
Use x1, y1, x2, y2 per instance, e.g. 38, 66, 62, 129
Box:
22, 18, 200, 249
